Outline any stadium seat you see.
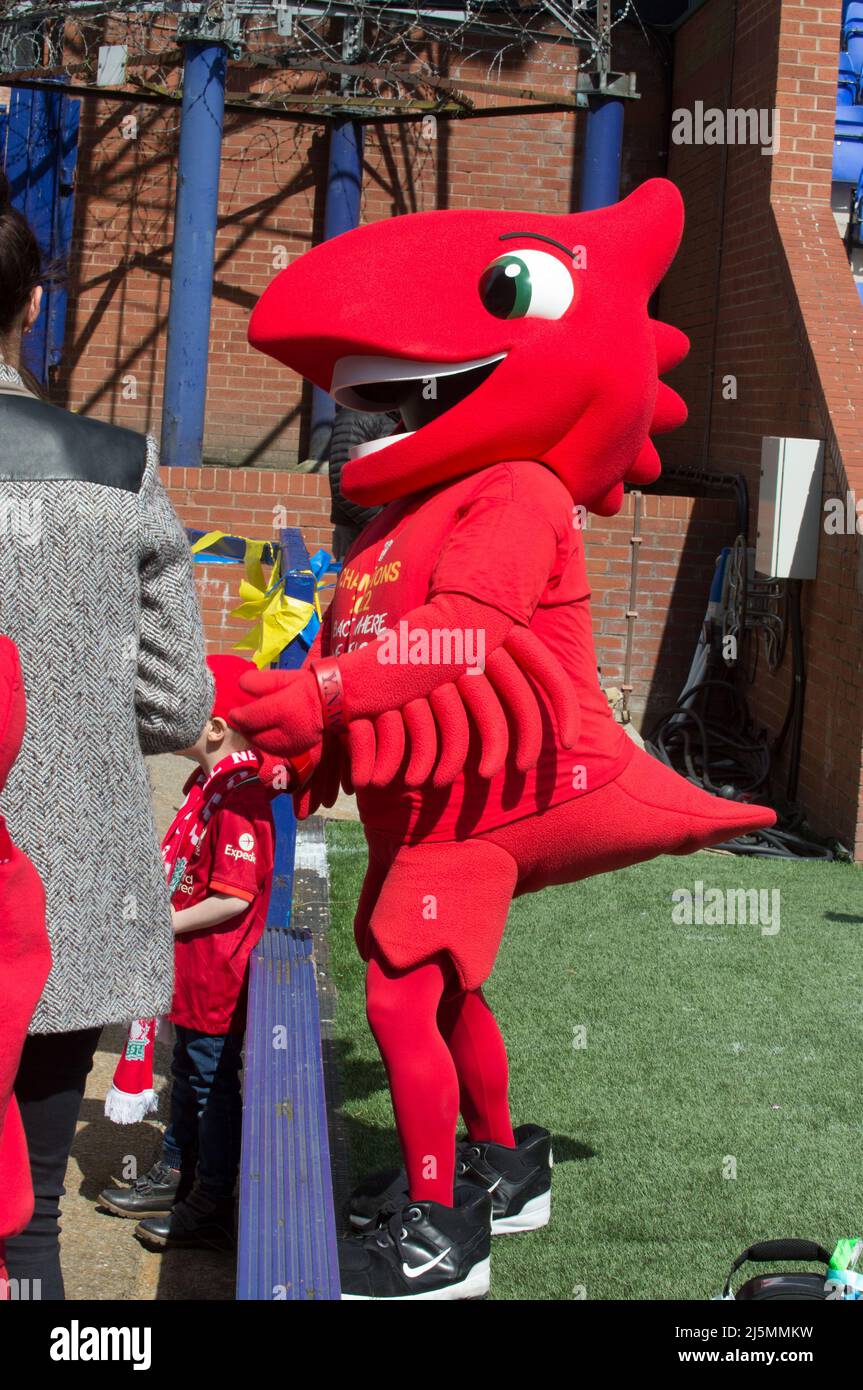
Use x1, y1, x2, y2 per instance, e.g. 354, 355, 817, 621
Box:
845, 24, 863, 72
839, 53, 857, 105
834, 137, 863, 185
835, 109, 863, 185
837, 106, 863, 129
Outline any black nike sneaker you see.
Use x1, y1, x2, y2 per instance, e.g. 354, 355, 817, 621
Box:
133, 1181, 235, 1252
346, 1125, 553, 1236
457, 1125, 552, 1234
339, 1188, 492, 1300
97, 1159, 182, 1219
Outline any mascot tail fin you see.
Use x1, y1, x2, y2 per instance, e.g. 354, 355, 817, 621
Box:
616, 744, 777, 855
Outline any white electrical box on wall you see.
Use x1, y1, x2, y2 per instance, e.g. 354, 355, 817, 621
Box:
755, 436, 824, 580
97, 45, 128, 88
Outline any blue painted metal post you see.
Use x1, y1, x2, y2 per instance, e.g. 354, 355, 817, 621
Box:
2, 85, 80, 382
7, 89, 53, 378
308, 119, 363, 461
46, 97, 81, 376
579, 95, 625, 211
269, 528, 316, 906
161, 41, 228, 469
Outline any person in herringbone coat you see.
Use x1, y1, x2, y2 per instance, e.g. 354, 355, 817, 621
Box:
0, 174, 213, 1298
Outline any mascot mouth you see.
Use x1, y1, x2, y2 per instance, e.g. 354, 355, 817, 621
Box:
332, 352, 506, 456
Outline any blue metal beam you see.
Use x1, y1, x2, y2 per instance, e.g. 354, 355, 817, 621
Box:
46, 96, 80, 373
579, 95, 625, 211
308, 118, 363, 461
160, 41, 228, 469
1, 84, 80, 382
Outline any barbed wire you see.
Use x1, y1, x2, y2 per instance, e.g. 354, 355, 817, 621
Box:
0, 3, 640, 117
0, 4, 644, 272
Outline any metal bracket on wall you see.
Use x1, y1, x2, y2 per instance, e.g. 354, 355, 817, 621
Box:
574, 70, 640, 106
177, 3, 244, 57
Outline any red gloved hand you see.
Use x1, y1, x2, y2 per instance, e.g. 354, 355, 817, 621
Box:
232, 667, 324, 759
256, 743, 322, 794
293, 735, 348, 819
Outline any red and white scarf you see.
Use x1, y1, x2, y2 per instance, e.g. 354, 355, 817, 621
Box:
104, 752, 261, 1124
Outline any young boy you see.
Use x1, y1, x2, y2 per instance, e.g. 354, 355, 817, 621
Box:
98, 655, 275, 1251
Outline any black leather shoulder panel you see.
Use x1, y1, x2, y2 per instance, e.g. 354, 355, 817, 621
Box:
0, 395, 148, 493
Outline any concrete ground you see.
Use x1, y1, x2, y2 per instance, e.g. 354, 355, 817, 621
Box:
61, 754, 359, 1302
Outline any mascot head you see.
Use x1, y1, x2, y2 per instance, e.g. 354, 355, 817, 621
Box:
249, 178, 688, 516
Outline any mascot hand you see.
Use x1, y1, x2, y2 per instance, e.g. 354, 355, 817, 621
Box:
256, 742, 322, 794
293, 734, 347, 819
233, 667, 324, 757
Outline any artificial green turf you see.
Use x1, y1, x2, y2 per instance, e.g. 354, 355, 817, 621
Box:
325, 820, 863, 1300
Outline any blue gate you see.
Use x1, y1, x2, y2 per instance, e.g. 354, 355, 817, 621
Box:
0, 84, 80, 382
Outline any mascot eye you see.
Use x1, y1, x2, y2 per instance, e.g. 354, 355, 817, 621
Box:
478, 249, 575, 320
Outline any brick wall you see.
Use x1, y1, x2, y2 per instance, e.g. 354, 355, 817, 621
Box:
661, 0, 863, 855
164, 467, 331, 655
583, 493, 738, 730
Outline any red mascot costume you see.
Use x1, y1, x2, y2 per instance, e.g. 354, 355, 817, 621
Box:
233, 180, 776, 1300
0, 636, 51, 1296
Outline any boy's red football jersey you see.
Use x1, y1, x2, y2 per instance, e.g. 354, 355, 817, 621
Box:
169, 775, 275, 1035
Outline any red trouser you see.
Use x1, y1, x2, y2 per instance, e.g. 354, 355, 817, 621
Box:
365, 946, 515, 1206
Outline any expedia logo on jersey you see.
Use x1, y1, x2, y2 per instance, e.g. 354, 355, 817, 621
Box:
225, 832, 256, 863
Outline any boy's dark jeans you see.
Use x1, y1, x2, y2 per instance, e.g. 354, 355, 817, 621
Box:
162, 1026, 244, 1198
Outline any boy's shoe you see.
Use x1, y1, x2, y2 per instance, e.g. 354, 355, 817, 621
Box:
133, 1182, 235, 1252
97, 1160, 181, 1219
339, 1188, 491, 1300
346, 1125, 553, 1236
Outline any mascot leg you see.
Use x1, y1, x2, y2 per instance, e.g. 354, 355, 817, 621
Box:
340, 837, 552, 1298
365, 947, 461, 1206
364, 957, 518, 1206
341, 944, 498, 1299
359, 837, 519, 1205
436, 987, 515, 1148
345, 837, 552, 1290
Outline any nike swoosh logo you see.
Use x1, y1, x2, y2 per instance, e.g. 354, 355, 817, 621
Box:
487, 1177, 503, 1193
402, 1247, 452, 1279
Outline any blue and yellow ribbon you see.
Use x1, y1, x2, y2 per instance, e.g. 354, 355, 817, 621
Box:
190, 531, 339, 668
